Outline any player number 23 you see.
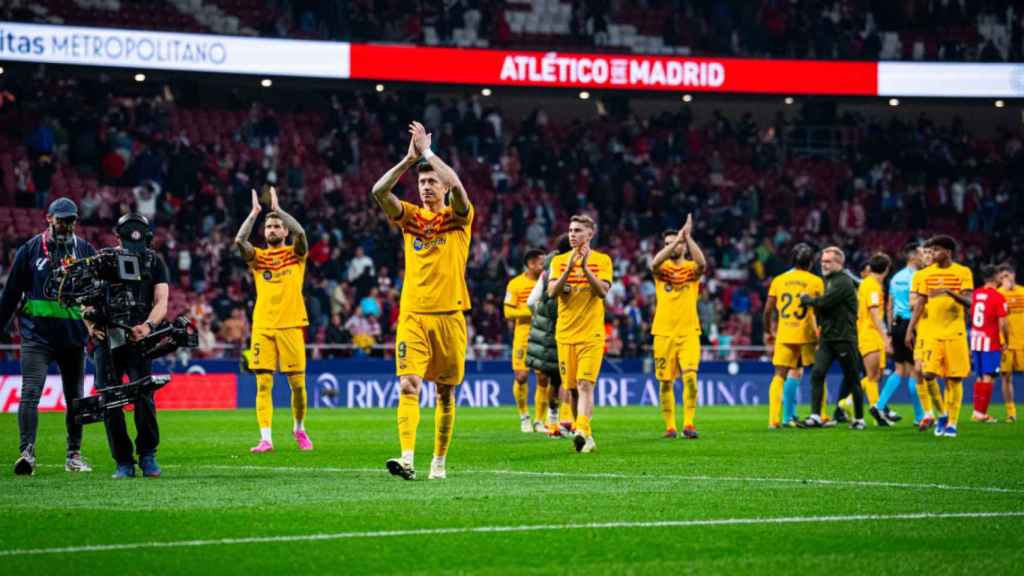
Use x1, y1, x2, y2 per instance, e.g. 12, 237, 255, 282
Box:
780, 293, 809, 320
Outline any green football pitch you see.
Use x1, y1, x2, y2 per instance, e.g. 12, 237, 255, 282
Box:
1, 406, 1022, 575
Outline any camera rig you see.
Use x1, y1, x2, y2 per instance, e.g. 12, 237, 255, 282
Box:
45, 248, 198, 424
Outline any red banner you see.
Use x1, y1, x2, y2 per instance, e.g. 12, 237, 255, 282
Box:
0, 373, 237, 413
350, 45, 878, 95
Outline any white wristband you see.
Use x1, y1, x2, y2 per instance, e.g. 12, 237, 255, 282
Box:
422, 148, 436, 160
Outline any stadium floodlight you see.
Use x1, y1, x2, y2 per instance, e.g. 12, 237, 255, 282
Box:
579, 91, 590, 100
889, 98, 899, 106
375, 84, 385, 92
682, 94, 693, 103
0, 66, 4, 75
784, 97, 794, 105
995, 100, 1005, 108
134, 73, 146, 82
481, 88, 492, 97
261, 78, 273, 87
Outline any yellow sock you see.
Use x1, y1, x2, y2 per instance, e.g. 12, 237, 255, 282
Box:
682, 372, 697, 428
287, 373, 306, 426
925, 377, 945, 414
255, 373, 274, 429
1008, 402, 1018, 419
575, 414, 592, 437
534, 383, 548, 424
434, 392, 456, 458
945, 380, 963, 426
861, 377, 879, 407
659, 381, 677, 431
397, 392, 420, 455
513, 380, 529, 417
559, 395, 573, 422
916, 380, 933, 414
768, 375, 783, 426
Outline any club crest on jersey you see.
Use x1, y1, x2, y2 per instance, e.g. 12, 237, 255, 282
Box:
665, 285, 674, 292
263, 270, 272, 280
413, 238, 425, 252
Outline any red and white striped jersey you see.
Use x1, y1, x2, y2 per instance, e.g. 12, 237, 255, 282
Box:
970, 287, 1008, 352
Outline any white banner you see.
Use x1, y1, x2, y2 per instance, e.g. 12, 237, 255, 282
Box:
878, 62, 1024, 98
0, 22, 349, 78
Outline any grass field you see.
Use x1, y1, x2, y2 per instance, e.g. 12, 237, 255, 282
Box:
1, 405, 1023, 575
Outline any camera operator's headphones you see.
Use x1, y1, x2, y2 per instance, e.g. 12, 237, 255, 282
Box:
115, 213, 154, 246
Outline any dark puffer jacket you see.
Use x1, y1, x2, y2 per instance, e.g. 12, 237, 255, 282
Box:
525, 253, 559, 377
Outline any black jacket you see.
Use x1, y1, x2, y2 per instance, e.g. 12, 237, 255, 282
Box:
802, 269, 858, 342
525, 253, 559, 376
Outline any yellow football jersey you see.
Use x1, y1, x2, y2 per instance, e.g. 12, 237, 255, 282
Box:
651, 259, 701, 337
999, 284, 1024, 350
550, 250, 613, 344
393, 200, 473, 314
767, 269, 824, 344
503, 273, 537, 327
250, 245, 308, 330
912, 263, 973, 341
857, 275, 885, 339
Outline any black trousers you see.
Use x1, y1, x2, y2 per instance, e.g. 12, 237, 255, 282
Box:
94, 345, 159, 465
810, 339, 863, 420
18, 340, 85, 453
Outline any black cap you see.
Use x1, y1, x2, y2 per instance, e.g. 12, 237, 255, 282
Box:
47, 197, 78, 218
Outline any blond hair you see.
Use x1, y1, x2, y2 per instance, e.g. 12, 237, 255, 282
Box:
822, 246, 845, 264
569, 214, 596, 231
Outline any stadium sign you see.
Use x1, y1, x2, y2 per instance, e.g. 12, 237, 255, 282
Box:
0, 22, 347, 78
2, 22, 1020, 97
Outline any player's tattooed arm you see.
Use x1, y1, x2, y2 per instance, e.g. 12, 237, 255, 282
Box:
763, 295, 777, 344
268, 186, 308, 257
409, 121, 470, 217
234, 188, 260, 262
906, 293, 926, 349
371, 135, 418, 221
680, 214, 707, 275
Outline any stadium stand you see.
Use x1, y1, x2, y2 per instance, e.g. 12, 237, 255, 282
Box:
4, 1, 1020, 61
1, 67, 1021, 362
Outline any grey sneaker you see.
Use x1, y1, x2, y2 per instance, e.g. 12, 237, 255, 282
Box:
14, 445, 36, 476
65, 451, 93, 472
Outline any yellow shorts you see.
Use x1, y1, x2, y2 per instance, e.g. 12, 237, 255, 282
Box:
772, 342, 816, 369
557, 340, 604, 390
249, 327, 306, 373
512, 323, 531, 373
923, 338, 970, 379
653, 334, 700, 382
1001, 349, 1024, 373
396, 312, 467, 386
858, 334, 886, 367
914, 335, 932, 364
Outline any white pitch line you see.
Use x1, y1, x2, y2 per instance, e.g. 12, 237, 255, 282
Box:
180, 464, 1024, 495
1, 511, 1022, 558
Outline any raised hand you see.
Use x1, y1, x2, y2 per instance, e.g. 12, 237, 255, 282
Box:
679, 213, 693, 241
250, 188, 262, 215
409, 121, 432, 155
269, 185, 280, 212
406, 131, 420, 161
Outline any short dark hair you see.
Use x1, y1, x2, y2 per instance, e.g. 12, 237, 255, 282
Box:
997, 263, 1015, 275
868, 252, 891, 274
902, 241, 920, 256
264, 211, 283, 223
415, 161, 436, 175
791, 243, 814, 270
662, 229, 677, 239
555, 233, 571, 253
925, 235, 957, 253
981, 265, 999, 282
523, 248, 545, 266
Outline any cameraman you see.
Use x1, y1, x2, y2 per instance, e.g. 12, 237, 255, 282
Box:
87, 213, 169, 479
0, 198, 96, 476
